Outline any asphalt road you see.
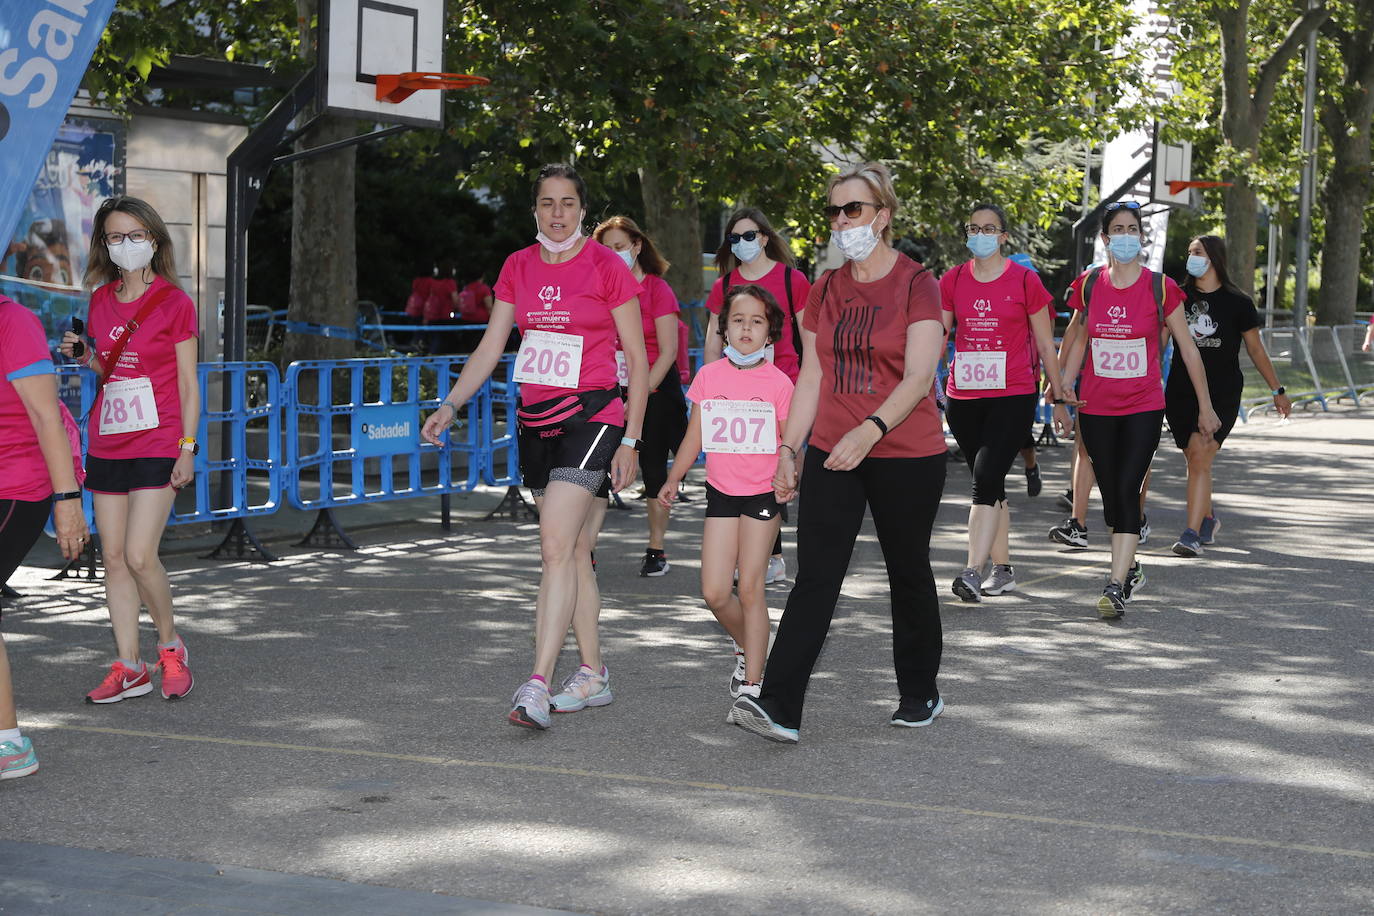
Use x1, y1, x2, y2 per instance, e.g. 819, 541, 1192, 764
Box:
3, 405, 1371, 915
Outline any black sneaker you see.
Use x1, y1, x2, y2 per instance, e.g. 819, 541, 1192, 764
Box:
639, 550, 669, 577
1123, 561, 1145, 600
1056, 488, 1074, 512
891, 693, 944, 728
1025, 464, 1042, 497
1098, 582, 1126, 619
1049, 518, 1089, 548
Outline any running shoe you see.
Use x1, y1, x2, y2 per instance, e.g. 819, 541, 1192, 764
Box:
1124, 562, 1146, 600
727, 696, 799, 744
737, 682, 761, 700
1056, 488, 1074, 512
1098, 582, 1126, 619
509, 678, 552, 730
85, 660, 153, 704
1025, 464, 1042, 497
729, 652, 747, 698
1049, 518, 1089, 548
981, 564, 1016, 596
0, 737, 38, 780
1138, 514, 1151, 545
1172, 528, 1202, 558
551, 665, 612, 712
1199, 514, 1221, 545
766, 556, 787, 585
639, 550, 669, 577
890, 693, 944, 728
158, 642, 193, 700
951, 567, 983, 603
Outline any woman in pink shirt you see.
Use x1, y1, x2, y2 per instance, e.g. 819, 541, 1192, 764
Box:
421, 164, 648, 730
704, 209, 811, 585
60, 197, 200, 701
594, 216, 686, 578
1056, 202, 1219, 618
1, 297, 89, 779
941, 204, 1073, 603
658, 285, 794, 711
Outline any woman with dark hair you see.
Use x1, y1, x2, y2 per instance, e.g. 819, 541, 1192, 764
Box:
941, 203, 1073, 602
421, 164, 648, 730
1167, 235, 1291, 556
729, 162, 948, 743
1055, 203, 1219, 618
60, 196, 201, 701
594, 216, 686, 577
1, 295, 89, 778
705, 208, 811, 585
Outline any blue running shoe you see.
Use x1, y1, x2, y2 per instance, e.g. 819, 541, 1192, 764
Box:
551, 665, 612, 713
1199, 515, 1220, 545
0, 737, 38, 780
1172, 528, 1202, 558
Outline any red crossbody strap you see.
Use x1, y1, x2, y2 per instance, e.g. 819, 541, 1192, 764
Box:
97, 287, 175, 387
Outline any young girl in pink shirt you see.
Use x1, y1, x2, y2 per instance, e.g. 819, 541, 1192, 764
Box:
658, 286, 793, 707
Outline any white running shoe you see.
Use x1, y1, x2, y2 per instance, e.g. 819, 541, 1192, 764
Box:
551, 665, 612, 712
508, 678, 552, 729
766, 556, 787, 584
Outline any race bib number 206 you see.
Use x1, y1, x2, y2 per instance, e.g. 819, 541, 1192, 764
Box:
514, 330, 583, 388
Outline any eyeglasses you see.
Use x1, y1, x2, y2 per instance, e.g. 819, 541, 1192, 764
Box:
104, 230, 151, 245
964, 224, 1004, 236
726, 230, 762, 245
1105, 201, 1141, 212
823, 201, 880, 220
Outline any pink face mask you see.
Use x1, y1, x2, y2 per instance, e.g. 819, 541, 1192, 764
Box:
535, 215, 584, 253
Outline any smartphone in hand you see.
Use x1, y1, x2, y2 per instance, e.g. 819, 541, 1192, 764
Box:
71, 318, 85, 359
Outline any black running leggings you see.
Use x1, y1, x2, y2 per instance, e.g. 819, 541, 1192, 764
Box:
1077, 410, 1163, 536
757, 447, 946, 729
945, 393, 1037, 505
1, 497, 52, 618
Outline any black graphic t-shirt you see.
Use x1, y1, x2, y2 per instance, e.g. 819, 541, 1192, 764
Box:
1167, 285, 1259, 405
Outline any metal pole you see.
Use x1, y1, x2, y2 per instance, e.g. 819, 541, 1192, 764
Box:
1292, 0, 1320, 328
1265, 205, 1278, 329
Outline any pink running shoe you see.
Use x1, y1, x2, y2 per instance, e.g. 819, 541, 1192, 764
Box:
85, 661, 153, 704
158, 642, 194, 700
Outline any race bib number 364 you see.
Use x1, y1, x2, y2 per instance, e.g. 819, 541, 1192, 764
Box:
953, 350, 1006, 390
701, 399, 777, 454
1092, 337, 1147, 379
99, 377, 159, 436
514, 330, 583, 388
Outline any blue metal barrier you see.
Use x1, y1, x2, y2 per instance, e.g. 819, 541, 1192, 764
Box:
482, 354, 521, 486
284, 356, 482, 517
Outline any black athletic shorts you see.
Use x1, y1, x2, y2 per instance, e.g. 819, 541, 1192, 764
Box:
705, 482, 783, 522
84, 456, 175, 494
1165, 390, 1240, 450
519, 422, 622, 496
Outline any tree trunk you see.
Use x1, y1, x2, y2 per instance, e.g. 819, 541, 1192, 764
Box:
284, 115, 358, 366
639, 164, 703, 306
1315, 2, 1374, 327
1223, 174, 1261, 297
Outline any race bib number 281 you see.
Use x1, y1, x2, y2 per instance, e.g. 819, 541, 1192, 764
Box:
99, 377, 159, 436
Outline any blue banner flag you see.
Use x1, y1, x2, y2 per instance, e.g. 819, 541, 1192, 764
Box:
0, 0, 117, 246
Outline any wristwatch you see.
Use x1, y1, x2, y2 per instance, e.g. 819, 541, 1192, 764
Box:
1271, 386, 1286, 396
52, 490, 82, 501
620, 436, 641, 451
178, 437, 200, 455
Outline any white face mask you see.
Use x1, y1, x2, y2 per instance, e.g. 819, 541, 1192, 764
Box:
617, 248, 637, 270
731, 237, 763, 263
535, 213, 584, 253
108, 238, 155, 273
832, 222, 881, 262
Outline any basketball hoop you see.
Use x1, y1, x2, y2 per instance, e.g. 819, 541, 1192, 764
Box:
375, 72, 489, 104
1167, 180, 1232, 195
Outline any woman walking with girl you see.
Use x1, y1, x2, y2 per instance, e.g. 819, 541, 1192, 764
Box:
1055, 202, 1219, 617
421, 164, 648, 729
61, 196, 201, 702
941, 203, 1073, 602
730, 162, 948, 744
658, 285, 794, 708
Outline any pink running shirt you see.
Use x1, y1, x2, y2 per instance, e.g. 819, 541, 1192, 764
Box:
940, 260, 1052, 399
0, 299, 66, 500
1069, 267, 1184, 416
87, 277, 199, 460
686, 357, 793, 496
495, 240, 643, 426
705, 262, 811, 382
637, 274, 680, 367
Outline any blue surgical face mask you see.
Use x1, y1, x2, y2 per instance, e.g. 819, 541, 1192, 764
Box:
1185, 254, 1209, 278
966, 233, 1000, 259
731, 237, 763, 263
1107, 234, 1142, 263
723, 343, 766, 366
617, 248, 637, 270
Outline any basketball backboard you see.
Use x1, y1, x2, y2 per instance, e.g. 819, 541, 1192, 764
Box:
320, 0, 446, 129
1151, 132, 1193, 207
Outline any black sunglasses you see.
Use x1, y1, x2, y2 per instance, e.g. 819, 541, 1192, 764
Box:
823, 200, 881, 220
1105, 201, 1142, 212
726, 229, 762, 245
